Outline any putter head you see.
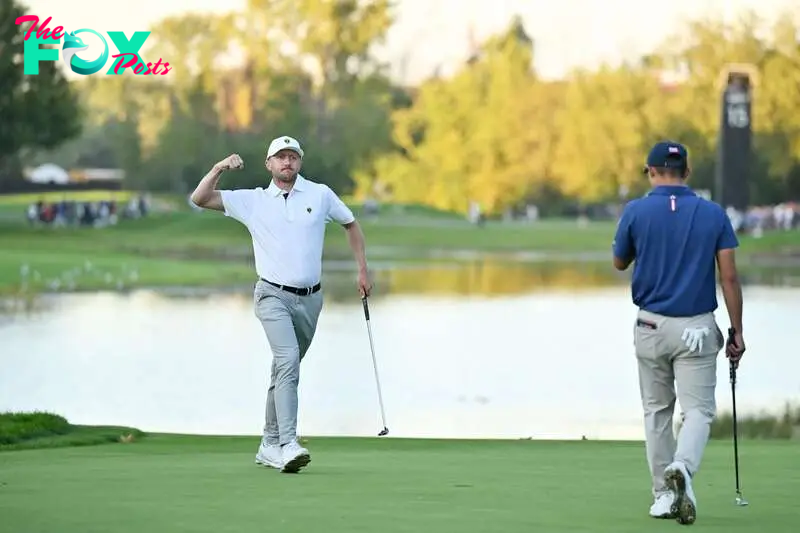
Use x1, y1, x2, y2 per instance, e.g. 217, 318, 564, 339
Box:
735, 494, 749, 506
378, 427, 389, 437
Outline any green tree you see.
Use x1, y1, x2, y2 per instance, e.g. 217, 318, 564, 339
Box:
551, 65, 665, 202
246, 0, 397, 191
0, 0, 82, 184
359, 17, 542, 214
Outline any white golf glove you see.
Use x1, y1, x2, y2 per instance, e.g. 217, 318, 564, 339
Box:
681, 326, 711, 353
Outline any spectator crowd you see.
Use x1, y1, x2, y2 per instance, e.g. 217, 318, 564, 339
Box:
726, 202, 798, 235
25, 195, 150, 228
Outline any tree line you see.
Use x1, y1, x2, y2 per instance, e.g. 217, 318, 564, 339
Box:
3, 0, 800, 215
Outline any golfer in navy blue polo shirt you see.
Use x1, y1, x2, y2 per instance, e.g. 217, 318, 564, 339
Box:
613, 141, 746, 525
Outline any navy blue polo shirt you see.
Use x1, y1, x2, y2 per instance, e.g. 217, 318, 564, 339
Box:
612, 185, 739, 317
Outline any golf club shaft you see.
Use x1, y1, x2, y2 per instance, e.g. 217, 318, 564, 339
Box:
362, 298, 388, 428
727, 326, 744, 497
730, 360, 742, 495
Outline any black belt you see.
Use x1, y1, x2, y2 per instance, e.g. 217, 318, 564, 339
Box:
261, 278, 321, 296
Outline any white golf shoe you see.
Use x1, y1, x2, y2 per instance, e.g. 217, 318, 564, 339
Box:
255, 442, 283, 469
665, 461, 697, 525
649, 492, 676, 518
280, 440, 311, 473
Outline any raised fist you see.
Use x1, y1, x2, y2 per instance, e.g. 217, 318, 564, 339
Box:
216, 154, 244, 171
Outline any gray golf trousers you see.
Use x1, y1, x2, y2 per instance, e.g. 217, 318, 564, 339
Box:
253, 279, 323, 446
633, 309, 724, 497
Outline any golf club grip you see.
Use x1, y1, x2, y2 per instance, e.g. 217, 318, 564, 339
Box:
727, 327, 737, 382
362, 297, 370, 320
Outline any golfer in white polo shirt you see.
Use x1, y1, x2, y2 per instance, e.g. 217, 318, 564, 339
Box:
191, 135, 372, 473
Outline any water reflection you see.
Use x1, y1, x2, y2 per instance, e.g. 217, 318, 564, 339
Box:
317, 260, 626, 303
380, 260, 624, 296
320, 259, 800, 303
1, 283, 797, 441
4, 258, 800, 312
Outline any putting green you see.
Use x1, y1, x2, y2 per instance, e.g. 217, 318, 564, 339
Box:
0, 435, 796, 532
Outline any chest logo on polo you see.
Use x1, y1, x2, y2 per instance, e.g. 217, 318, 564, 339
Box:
306, 207, 312, 213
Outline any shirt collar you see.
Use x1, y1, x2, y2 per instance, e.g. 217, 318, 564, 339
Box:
267, 174, 306, 196
647, 185, 695, 197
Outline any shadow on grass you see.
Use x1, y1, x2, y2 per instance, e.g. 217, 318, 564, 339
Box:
0, 411, 145, 452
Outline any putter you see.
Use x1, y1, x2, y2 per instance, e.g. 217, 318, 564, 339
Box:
727, 327, 748, 507
362, 296, 389, 437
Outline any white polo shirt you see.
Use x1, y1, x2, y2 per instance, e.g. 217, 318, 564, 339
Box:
219, 175, 355, 287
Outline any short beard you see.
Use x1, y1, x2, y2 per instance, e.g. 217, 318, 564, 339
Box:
272, 170, 298, 184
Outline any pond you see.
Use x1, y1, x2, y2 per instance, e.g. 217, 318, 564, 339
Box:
1, 261, 797, 440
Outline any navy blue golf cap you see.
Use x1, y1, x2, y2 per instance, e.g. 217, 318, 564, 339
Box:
642, 141, 689, 174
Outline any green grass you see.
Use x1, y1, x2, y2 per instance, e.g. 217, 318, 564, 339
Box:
1, 412, 797, 531
0, 190, 137, 206
711, 403, 800, 440
0, 412, 144, 451
0, 196, 798, 294
0, 411, 71, 444
0, 209, 617, 254
0, 210, 616, 294
0, 433, 797, 533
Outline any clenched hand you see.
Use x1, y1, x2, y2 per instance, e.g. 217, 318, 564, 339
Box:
215, 154, 244, 171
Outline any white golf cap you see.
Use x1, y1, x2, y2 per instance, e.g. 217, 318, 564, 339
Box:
267, 135, 304, 158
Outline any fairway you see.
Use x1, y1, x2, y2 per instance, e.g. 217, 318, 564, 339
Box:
0, 435, 796, 533
1, 204, 798, 294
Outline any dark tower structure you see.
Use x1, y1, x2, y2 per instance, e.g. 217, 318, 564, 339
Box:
715, 65, 756, 210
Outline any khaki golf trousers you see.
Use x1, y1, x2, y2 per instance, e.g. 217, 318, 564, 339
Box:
254, 279, 323, 446
634, 309, 724, 497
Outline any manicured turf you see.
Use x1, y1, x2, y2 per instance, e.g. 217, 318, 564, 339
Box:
1, 207, 798, 294
0, 411, 145, 452
0, 208, 619, 294
0, 434, 796, 532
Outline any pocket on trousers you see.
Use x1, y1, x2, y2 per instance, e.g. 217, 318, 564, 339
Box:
714, 325, 724, 353
254, 281, 279, 308
254, 291, 276, 321
685, 317, 724, 356
633, 319, 659, 357
694, 323, 724, 356
255, 291, 270, 304
636, 318, 658, 330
